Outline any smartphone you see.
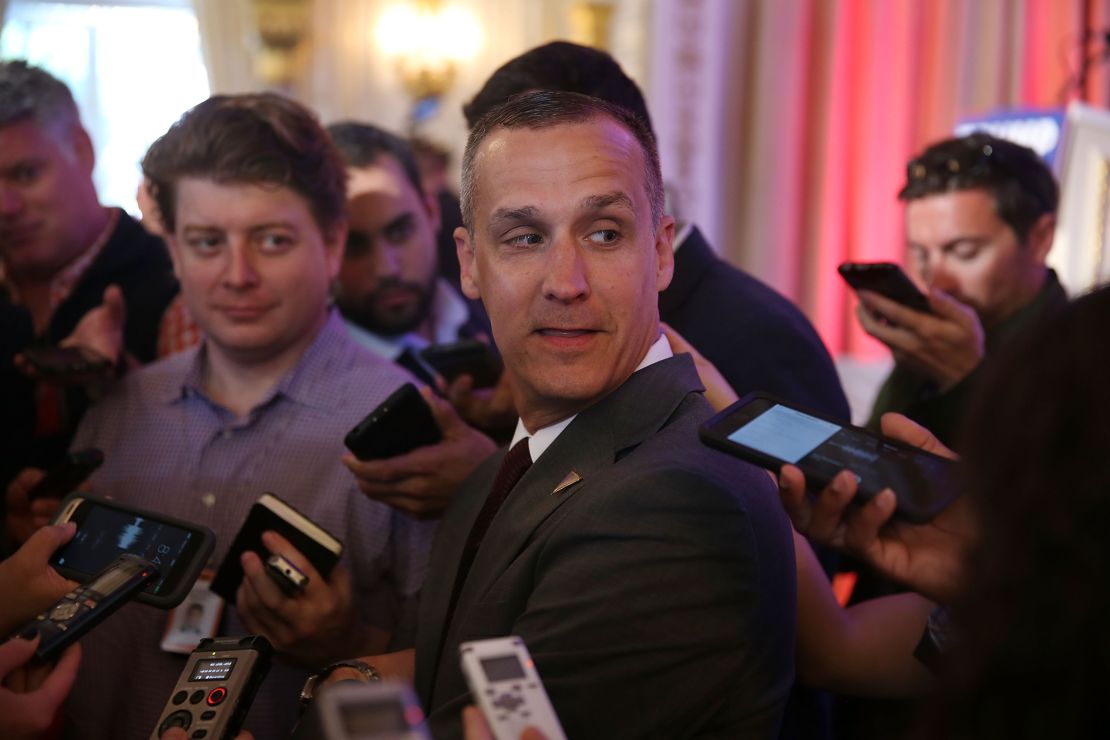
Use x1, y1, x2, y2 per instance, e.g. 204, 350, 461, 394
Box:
22, 345, 113, 377
344, 383, 443, 461
51, 493, 216, 609
837, 261, 933, 315
27, 449, 104, 500
210, 492, 342, 602
419, 339, 502, 389
699, 393, 960, 523
17, 553, 158, 663
299, 681, 432, 740
150, 635, 272, 740
459, 636, 567, 740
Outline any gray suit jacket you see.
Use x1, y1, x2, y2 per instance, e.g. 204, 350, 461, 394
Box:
415, 355, 796, 739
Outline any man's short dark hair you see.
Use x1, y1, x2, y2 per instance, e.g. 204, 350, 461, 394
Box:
461, 91, 664, 232
0, 60, 79, 131
898, 133, 1058, 243
142, 93, 347, 237
327, 121, 425, 197
463, 41, 652, 132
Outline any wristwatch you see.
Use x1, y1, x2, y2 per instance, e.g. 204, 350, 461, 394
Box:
299, 659, 380, 712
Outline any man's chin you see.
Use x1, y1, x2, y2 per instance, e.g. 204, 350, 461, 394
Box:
343, 308, 422, 338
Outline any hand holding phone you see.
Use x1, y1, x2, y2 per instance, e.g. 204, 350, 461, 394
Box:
18, 345, 114, 383
700, 393, 960, 523
345, 383, 443, 461
838, 262, 932, 316
15, 553, 157, 663
419, 339, 502, 389
50, 494, 215, 609
776, 413, 975, 603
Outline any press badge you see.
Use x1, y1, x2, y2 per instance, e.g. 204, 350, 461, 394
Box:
160, 570, 224, 654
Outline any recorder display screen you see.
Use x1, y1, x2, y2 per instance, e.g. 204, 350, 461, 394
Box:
481, 655, 526, 682
191, 658, 237, 682
53, 504, 193, 593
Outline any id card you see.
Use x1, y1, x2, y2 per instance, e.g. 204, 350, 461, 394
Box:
161, 571, 224, 654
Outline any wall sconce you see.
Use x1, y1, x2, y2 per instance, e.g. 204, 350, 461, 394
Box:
375, 0, 483, 128
250, 0, 312, 87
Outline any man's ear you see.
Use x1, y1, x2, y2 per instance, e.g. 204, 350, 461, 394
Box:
1027, 212, 1056, 264
653, 214, 676, 292
456, 226, 480, 300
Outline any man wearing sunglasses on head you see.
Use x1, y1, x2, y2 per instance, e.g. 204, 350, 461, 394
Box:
859, 133, 1066, 449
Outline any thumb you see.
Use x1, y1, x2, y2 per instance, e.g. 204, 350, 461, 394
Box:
102, 284, 126, 326
879, 413, 958, 460
20, 521, 78, 562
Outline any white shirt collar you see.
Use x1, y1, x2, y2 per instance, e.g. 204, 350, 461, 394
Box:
510, 332, 673, 462
672, 221, 694, 254
343, 278, 470, 361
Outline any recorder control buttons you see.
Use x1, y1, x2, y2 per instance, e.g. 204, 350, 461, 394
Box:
189, 690, 205, 704
191, 731, 207, 738
49, 601, 80, 622
172, 690, 188, 705
206, 687, 227, 706
158, 710, 192, 735
200, 710, 216, 720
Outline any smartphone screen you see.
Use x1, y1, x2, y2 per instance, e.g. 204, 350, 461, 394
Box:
53, 502, 196, 596
704, 395, 959, 522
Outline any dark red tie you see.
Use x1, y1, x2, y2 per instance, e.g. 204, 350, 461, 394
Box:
444, 437, 533, 631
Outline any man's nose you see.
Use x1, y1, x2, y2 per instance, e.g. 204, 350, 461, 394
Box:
926, 259, 958, 294
222, 242, 260, 289
542, 236, 590, 303
372, 243, 402, 279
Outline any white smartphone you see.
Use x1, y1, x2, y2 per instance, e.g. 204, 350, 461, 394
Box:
459, 636, 567, 740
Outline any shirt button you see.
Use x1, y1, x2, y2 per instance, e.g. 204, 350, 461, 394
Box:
200, 492, 217, 508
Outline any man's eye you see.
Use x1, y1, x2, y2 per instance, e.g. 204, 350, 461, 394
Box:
587, 229, 620, 245
259, 233, 295, 252
12, 164, 41, 184
186, 236, 222, 253
384, 220, 415, 245
952, 244, 981, 260
506, 233, 544, 248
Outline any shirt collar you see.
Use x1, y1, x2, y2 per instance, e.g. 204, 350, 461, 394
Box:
169, 308, 350, 413
672, 220, 694, 254
510, 331, 673, 462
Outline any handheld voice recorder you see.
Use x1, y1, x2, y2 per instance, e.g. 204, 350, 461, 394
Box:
459, 636, 567, 740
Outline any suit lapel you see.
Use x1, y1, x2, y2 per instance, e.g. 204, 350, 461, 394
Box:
449, 355, 706, 631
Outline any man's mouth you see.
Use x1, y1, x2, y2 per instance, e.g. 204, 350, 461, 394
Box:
536, 328, 597, 337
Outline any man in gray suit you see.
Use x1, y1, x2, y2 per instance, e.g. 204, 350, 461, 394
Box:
330, 91, 795, 739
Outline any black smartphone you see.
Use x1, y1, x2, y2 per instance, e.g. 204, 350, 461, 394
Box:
152, 635, 273, 740
699, 393, 960, 523
838, 261, 933, 315
51, 493, 215, 609
27, 449, 105, 500
344, 382, 443, 461
418, 339, 503, 389
22, 345, 113, 377
17, 553, 157, 663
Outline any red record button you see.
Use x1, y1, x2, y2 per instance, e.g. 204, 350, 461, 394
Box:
206, 687, 227, 706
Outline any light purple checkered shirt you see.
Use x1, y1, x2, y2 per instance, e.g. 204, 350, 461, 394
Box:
63, 310, 437, 740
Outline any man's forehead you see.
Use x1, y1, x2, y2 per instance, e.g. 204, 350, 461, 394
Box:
346, 157, 411, 200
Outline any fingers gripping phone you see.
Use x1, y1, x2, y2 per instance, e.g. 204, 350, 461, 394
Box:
344, 382, 443, 461
51, 493, 215, 608
418, 339, 503, 389
150, 635, 273, 739
838, 261, 933, 315
27, 448, 104, 500
700, 393, 960, 523
15, 553, 158, 663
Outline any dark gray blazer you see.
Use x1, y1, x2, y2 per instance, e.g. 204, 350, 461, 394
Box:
415, 355, 797, 739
